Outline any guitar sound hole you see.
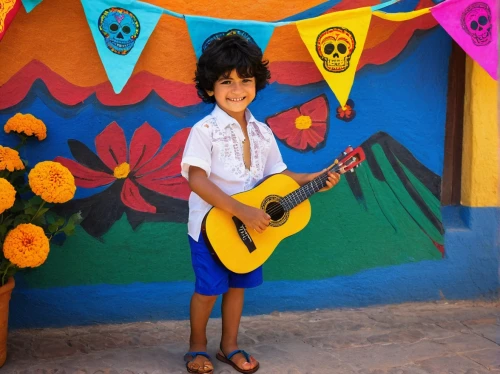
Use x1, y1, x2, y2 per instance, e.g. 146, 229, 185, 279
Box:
266, 202, 285, 221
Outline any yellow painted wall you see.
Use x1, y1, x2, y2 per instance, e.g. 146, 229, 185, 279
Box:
461, 57, 500, 207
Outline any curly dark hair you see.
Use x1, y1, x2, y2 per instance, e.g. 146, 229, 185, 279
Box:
194, 34, 271, 103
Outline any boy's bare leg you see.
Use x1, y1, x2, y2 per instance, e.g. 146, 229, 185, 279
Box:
188, 292, 217, 372
220, 288, 259, 370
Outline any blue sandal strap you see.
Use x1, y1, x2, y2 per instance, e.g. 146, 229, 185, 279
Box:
226, 349, 250, 362
184, 351, 211, 362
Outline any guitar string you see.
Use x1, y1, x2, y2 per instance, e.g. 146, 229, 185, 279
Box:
264, 163, 345, 217
264, 174, 331, 216
264, 163, 344, 216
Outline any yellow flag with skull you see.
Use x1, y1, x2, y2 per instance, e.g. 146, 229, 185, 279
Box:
296, 7, 372, 108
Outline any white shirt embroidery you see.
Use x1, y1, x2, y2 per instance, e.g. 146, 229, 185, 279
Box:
181, 105, 287, 240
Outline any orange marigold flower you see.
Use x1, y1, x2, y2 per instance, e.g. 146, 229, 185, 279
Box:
4, 113, 47, 141
28, 161, 76, 203
0, 146, 25, 172
3, 223, 50, 268
0, 178, 16, 214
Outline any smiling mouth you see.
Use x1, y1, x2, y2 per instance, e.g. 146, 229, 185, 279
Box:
228, 97, 245, 102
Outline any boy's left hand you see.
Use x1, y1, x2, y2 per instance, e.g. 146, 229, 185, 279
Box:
308, 170, 341, 192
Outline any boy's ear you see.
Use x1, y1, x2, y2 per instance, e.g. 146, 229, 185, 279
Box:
206, 90, 214, 97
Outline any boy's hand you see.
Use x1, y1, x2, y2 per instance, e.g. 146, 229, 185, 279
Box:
308, 170, 341, 192
235, 204, 271, 233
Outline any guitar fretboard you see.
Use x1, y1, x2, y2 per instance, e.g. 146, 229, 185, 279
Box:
281, 172, 331, 211
279, 147, 362, 211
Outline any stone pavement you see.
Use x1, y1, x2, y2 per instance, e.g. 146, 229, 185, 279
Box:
2, 300, 499, 374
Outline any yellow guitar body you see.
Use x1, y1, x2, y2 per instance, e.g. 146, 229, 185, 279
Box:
202, 173, 312, 274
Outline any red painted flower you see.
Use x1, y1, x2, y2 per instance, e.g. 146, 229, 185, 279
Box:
336, 99, 356, 122
56, 122, 190, 214
266, 95, 329, 151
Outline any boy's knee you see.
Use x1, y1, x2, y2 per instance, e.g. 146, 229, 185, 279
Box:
194, 292, 218, 305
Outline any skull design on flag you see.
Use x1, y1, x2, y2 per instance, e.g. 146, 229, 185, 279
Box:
461, 2, 492, 46
316, 27, 356, 73
98, 7, 141, 55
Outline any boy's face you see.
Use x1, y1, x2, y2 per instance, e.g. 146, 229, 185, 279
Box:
206, 69, 256, 121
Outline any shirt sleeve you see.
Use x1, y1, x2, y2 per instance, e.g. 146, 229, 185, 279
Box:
264, 132, 287, 176
181, 124, 212, 180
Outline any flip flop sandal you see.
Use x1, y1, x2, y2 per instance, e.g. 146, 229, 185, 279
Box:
216, 349, 260, 374
183, 351, 214, 374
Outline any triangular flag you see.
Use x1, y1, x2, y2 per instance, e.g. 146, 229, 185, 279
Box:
296, 7, 372, 108
81, 0, 163, 93
20, 0, 42, 13
374, 7, 431, 21
185, 15, 275, 59
0, 0, 21, 42
431, 0, 497, 80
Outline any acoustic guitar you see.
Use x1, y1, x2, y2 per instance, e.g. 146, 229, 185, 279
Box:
201, 146, 366, 274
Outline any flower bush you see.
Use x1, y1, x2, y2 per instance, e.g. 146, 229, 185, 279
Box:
0, 113, 81, 286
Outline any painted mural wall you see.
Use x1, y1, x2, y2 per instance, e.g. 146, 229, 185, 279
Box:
0, 0, 497, 328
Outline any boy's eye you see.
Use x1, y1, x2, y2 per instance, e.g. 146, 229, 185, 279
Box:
220, 81, 232, 85
242, 79, 253, 83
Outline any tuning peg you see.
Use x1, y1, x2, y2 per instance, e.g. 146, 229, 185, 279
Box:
350, 169, 355, 173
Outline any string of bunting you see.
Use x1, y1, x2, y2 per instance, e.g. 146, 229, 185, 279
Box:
0, 0, 497, 107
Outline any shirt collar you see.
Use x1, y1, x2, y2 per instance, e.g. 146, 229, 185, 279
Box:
211, 104, 257, 129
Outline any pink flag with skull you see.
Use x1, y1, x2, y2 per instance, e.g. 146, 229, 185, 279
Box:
431, 0, 498, 80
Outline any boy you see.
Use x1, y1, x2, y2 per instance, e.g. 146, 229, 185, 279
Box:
181, 34, 340, 374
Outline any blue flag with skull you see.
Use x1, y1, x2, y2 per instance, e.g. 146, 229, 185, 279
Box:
81, 0, 163, 93
185, 15, 276, 60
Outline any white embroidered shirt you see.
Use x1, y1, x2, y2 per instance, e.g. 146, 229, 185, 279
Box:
181, 105, 287, 241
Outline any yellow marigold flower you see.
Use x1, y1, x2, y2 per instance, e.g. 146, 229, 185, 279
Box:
28, 161, 76, 203
3, 223, 50, 268
0, 178, 16, 214
4, 113, 47, 141
0, 146, 25, 172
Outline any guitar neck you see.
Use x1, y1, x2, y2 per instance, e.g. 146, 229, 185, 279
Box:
280, 146, 364, 211
281, 166, 337, 211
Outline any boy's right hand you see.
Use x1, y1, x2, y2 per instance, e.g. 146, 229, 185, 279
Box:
235, 204, 271, 234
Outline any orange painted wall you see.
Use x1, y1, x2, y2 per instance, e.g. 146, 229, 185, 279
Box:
0, 0, 325, 86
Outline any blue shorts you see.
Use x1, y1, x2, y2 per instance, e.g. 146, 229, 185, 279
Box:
189, 234, 263, 296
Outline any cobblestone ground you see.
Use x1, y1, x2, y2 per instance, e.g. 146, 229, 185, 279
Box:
2, 300, 499, 374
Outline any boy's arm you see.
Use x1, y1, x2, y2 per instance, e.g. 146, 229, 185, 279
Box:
282, 169, 341, 191
188, 166, 271, 233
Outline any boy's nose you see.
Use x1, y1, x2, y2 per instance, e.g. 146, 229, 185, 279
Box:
231, 82, 244, 92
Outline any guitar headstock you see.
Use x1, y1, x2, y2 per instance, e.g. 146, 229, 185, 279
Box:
333, 146, 365, 174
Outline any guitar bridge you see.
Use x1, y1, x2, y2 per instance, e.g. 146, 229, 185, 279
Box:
232, 217, 257, 253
